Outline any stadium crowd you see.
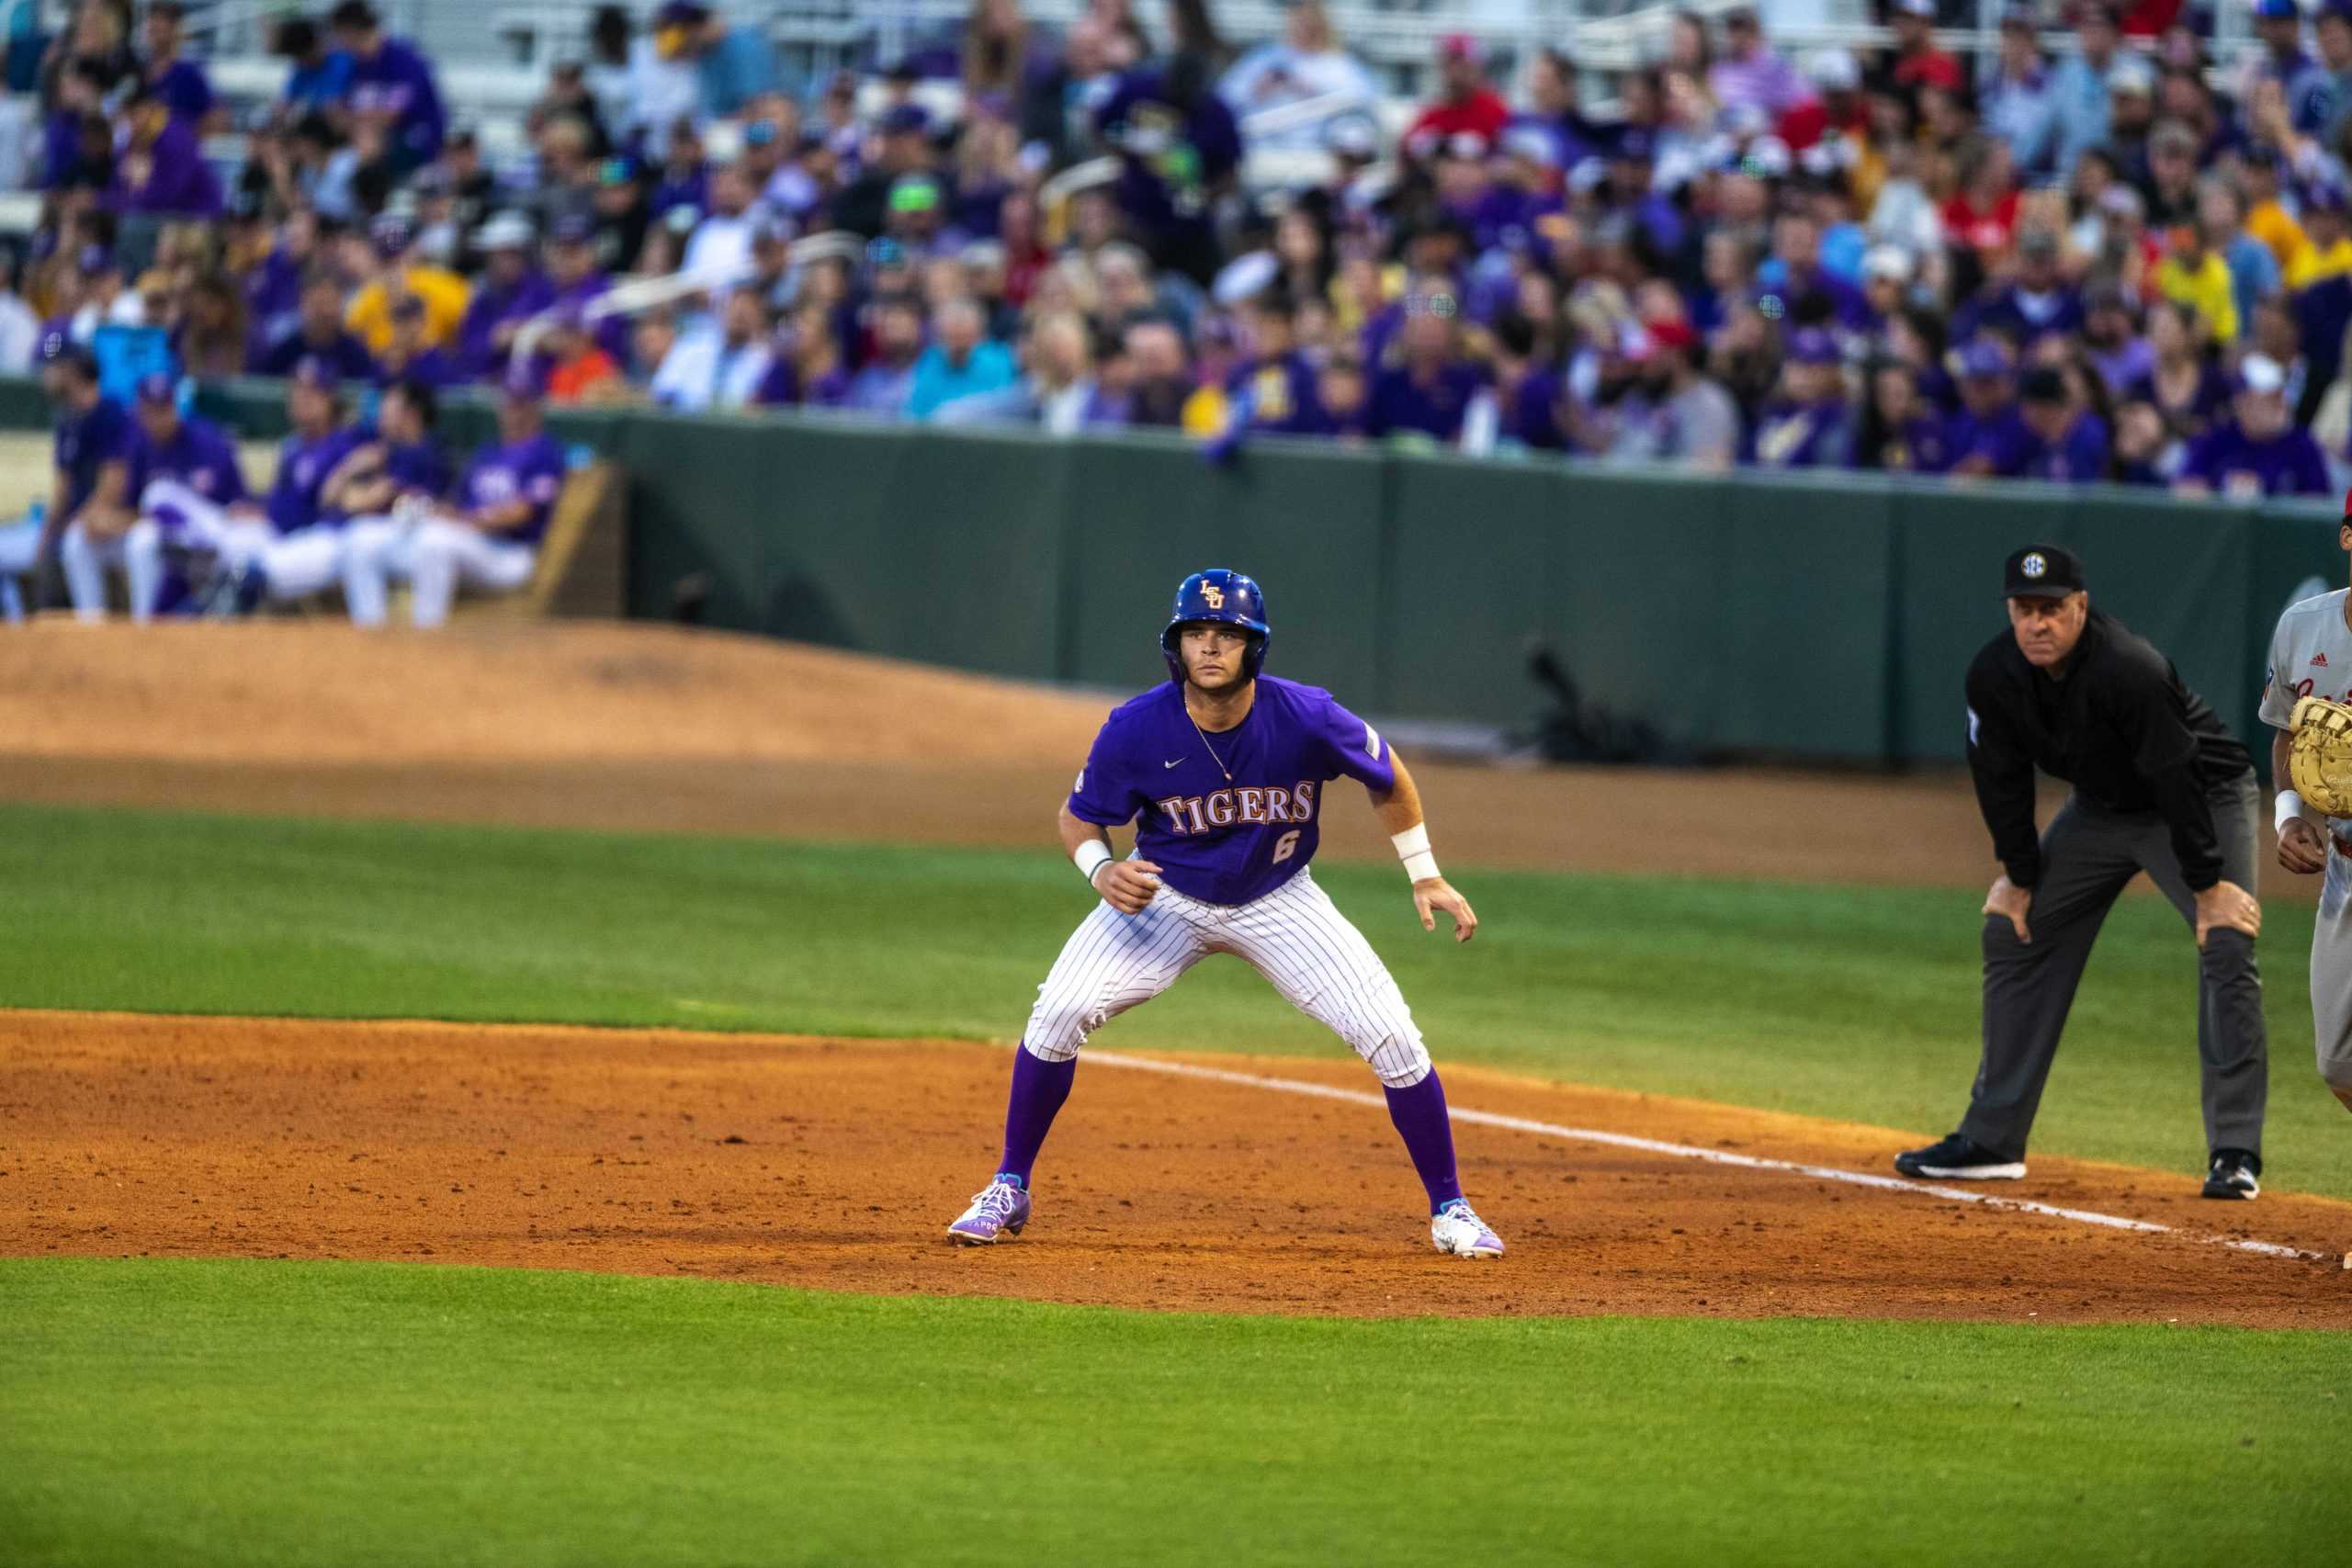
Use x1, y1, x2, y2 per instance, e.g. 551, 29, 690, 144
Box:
7, 0, 2352, 615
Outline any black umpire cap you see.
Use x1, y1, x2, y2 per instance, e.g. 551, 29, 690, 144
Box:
2003, 544, 2086, 600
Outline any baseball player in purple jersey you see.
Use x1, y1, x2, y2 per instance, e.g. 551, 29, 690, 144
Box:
948, 569, 1504, 1258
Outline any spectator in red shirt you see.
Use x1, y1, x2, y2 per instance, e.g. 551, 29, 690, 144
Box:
1889, 0, 1963, 96
1405, 35, 1510, 153
1941, 135, 2022, 256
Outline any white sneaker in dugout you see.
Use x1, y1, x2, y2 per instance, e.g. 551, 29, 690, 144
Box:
1430, 1199, 1504, 1258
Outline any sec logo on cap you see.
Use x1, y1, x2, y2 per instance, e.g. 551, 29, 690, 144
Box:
2021, 552, 2047, 579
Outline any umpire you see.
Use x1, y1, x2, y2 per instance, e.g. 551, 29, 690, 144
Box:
1896, 545, 2269, 1200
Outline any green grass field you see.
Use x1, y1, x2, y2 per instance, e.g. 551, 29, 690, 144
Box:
2, 801, 2345, 1566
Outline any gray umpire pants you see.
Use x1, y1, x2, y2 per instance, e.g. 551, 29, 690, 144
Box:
1960, 773, 2267, 1161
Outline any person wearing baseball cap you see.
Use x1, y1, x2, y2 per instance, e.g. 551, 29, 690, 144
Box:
62, 373, 250, 622
1890, 0, 1963, 96
198, 355, 370, 616
2255, 0, 2335, 137
1747, 326, 1853, 468
2007, 365, 2109, 482
1945, 338, 2032, 476
1403, 32, 1509, 149
345, 209, 470, 357
1900, 545, 2268, 1201
1633, 315, 1741, 470
2174, 354, 2331, 497
343, 358, 567, 627
0, 333, 132, 622
453, 212, 555, 379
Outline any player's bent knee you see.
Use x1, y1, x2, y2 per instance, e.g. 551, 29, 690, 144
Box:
1359, 1032, 1432, 1089
1019, 1032, 1081, 1064
1021, 999, 1095, 1059
2320, 1049, 2352, 1097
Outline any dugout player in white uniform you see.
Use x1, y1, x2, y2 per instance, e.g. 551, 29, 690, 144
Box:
2261, 513, 2352, 1121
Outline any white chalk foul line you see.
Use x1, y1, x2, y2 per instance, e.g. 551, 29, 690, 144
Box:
1090, 1052, 2334, 1265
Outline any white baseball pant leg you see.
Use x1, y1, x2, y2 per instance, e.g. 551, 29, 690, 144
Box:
338, 513, 410, 626
2313, 847, 2352, 1114
125, 479, 235, 621
59, 520, 126, 620
407, 516, 537, 627
1218, 868, 1433, 1087
254, 526, 346, 602
1022, 867, 1432, 1088
0, 513, 45, 623
1022, 887, 1216, 1058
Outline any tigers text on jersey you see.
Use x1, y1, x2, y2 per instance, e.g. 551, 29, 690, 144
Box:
1068, 675, 1395, 906
2264, 587, 2352, 848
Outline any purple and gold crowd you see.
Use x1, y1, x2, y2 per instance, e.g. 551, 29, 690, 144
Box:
10, 0, 2352, 502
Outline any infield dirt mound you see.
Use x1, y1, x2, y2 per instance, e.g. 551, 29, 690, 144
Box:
6, 1011, 2345, 1327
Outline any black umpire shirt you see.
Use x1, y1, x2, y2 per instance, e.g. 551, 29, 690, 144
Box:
1964, 608, 2252, 892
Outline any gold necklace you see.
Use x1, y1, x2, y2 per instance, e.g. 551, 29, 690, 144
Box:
1184, 689, 1248, 782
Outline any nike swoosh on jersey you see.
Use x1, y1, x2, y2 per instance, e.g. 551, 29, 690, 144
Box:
1164, 758, 1185, 768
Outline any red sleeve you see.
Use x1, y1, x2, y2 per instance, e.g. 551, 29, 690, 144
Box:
1778, 100, 1829, 152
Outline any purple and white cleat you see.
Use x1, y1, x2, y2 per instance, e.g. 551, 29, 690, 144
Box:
946, 1178, 1031, 1246
1430, 1198, 1504, 1258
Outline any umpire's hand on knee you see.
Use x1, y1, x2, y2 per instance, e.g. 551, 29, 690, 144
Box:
1984, 874, 2032, 944
2193, 880, 2261, 948
1093, 859, 1162, 916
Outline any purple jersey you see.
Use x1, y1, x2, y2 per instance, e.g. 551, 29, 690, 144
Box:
1068, 675, 1396, 906
131, 414, 246, 504
56, 396, 134, 515
2187, 423, 2332, 498
458, 434, 567, 545
266, 427, 360, 533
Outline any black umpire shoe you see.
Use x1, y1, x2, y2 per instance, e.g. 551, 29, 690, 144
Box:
2200, 1148, 2261, 1201
1894, 1133, 2028, 1181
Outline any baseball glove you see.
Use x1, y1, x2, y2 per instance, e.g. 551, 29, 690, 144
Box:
2289, 695, 2352, 818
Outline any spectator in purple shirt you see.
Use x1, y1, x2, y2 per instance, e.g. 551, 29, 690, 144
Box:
1708, 7, 1817, 119
1946, 339, 2035, 477
2007, 367, 2111, 482
454, 212, 555, 379
374, 295, 458, 390
2174, 355, 2332, 498
141, 3, 216, 127
544, 212, 629, 363
1365, 288, 1487, 442
1222, 289, 1324, 435
2081, 284, 2153, 403
1955, 229, 2084, 349
1757, 210, 1870, 330
1748, 329, 1853, 468
114, 86, 223, 218
331, 0, 447, 174
253, 273, 379, 381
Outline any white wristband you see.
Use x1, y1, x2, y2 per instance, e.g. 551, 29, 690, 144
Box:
1074, 839, 1114, 886
2277, 789, 2307, 834
1391, 823, 1440, 883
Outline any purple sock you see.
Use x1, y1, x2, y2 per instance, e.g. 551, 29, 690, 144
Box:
994, 1044, 1076, 1188
1384, 1070, 1464, 1213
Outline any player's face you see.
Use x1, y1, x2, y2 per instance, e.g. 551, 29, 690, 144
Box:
2007, 591, 2088, 668
1178, 624, 1251, 694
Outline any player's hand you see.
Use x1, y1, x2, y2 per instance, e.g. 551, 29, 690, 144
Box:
2194, 880, 2261, 947
1984, 874, 2032, 944
1414, 876, 1477, 943
2278, 817, 2328, 875
1093, 858, 1162, 916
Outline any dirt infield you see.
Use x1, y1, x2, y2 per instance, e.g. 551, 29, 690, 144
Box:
1, 620, 2071, 888
5, 1011, 2345, 1326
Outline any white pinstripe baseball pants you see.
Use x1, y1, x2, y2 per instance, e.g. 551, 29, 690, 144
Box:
1023, 867, 1433, 1087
